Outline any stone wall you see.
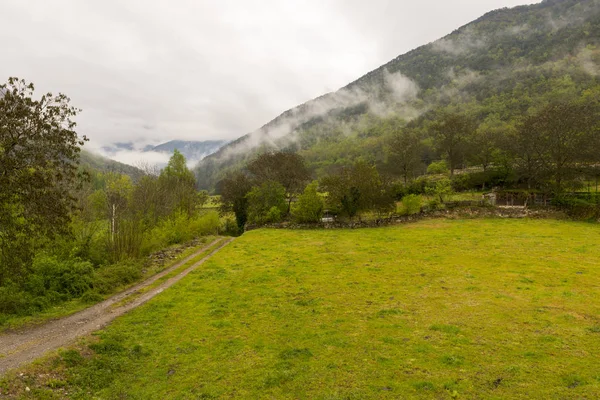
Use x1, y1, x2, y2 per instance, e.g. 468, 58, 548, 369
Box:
245, 207, 567, 231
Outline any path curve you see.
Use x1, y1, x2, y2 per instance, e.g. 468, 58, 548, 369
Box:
0, 237, 234, 375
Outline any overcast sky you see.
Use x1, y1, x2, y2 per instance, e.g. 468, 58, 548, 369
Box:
0, 0, 541, 154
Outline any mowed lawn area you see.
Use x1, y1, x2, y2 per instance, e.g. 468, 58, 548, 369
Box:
3, 219, 600, 399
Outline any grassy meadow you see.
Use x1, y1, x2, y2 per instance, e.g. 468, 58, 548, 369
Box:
2, 219, 600, 399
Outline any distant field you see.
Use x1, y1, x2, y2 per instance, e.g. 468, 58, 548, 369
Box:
3, 219, 600, 399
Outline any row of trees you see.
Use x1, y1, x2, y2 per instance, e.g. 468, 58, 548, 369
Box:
217, 93, 600, 230
218, 152, 397, 231
218, 152, 313, 231
385, 94, 600, 193
0, 78, 216, 309
80, 150, 202, 263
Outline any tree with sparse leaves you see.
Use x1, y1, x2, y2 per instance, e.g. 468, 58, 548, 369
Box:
0, 78, 86, 284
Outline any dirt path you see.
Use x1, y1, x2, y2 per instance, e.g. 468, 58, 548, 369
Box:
0, 237, 234, 376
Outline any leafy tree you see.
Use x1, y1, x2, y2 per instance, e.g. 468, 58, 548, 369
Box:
101, 173, 138, 260
0, 78, 85, 285
217, 172, 253, 232
247, 151, 311, 213
387, 129, 424, 183
430, 113, 476, 176
159, 150, 197, 216
292, 181, 324, 223
426, 160, 449, 175
426, 178, 454, 204
321, 160, 392, 219
246, 181, 287, 224
471, 116, 508, 172
528, 102, 600, 192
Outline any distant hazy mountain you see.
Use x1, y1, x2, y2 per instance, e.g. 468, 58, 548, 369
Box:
145, 140, 227, 163
99, 139, 227, 168
80, 150, 145, 181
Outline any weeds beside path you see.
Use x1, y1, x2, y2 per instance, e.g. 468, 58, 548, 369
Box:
0, 237, 234, 375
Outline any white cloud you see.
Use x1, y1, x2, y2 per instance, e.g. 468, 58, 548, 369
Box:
0, 0, 542, 158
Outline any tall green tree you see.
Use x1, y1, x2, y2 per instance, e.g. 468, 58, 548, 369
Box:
159, 149, 197, 216
246, 181, 287, 224
514, 101, 600, 192
292, 181, 324, 223
387, 129, 424, 183
218, 172, 253, 232
431, 113, 476, 176
0, 78, 85, 285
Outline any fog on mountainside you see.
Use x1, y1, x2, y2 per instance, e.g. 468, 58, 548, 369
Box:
98, 139, 228, 169
195, 0, 600, 190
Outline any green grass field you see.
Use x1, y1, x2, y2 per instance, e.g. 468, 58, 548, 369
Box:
3, 219, 600, 399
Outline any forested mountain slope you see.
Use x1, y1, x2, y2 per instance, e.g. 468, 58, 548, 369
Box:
195, 0, 600, 189
80, 150, 145, 181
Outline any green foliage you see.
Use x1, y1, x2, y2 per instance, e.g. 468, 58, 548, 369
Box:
0, 282, 32, 315
90, 261, 143, 295
430, 113, 477, 176
398, 194, 422, 215
426, 178, 454, 204
551, 195, 600, 219
141, 211, 220, 255
321, 160, 394, 219
0, 77, 85, 285
246, 181, 287, 224
292, 181, 324, 223
218, 172, 253, 231
427, 160, 449, 175
247, 151, 311, 212
159, 150, 198, 216
219, 213, 240, 236
26, 255, 94, 298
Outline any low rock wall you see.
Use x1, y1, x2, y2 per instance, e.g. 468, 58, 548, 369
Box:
245, 206, 567, 231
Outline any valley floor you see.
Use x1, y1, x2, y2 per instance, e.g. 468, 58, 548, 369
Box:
1, 219, 600, 399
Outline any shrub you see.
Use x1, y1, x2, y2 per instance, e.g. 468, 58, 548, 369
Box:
552, 196, 600, 220
426, 178, 454, 203
398, 194, 422, 215
26, 255, 94, 298
0, 283, 32, 314
93, 260, 142, 294
292, 181, 324, 223
405, 176, 431, 195
187, 211, 220, 237
427, 160, 449, 175
266, 206, 283, 223
141, 211, 220, 254
219, 213, 240, 236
